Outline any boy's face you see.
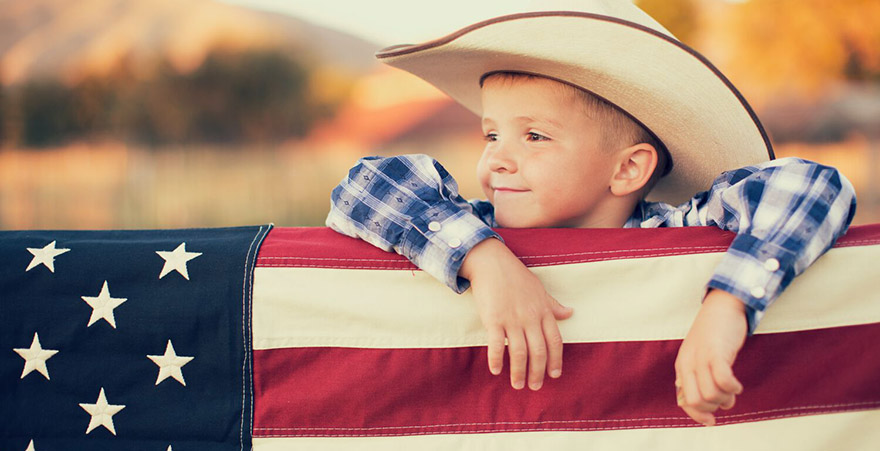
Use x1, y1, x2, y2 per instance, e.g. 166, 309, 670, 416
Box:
478, 76, 619, 228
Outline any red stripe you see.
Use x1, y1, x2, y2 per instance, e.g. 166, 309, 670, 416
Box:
255, 224, 880, 269
252, 322, 880, 436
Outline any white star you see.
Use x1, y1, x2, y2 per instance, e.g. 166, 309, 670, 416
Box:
13, 333, 59, 380
147, 340, 194, 386
25, 439, 35, 451
156, 243, 202, 280
81, 281, 127, 328
26, 241, 70, 273
79, 387, 125, 435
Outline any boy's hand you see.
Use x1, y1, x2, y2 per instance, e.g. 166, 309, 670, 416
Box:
460, 238, 573, 391
674, 289, 747, 426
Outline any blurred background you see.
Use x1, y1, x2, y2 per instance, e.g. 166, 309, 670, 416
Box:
1, 0, 878, 229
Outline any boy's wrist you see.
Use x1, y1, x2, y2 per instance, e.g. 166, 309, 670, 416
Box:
703, 289, 747, 315
702, 289, 749, 331
459, 237, 512, 282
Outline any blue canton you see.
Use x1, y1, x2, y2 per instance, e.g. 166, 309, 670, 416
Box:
1, 226, 271, 450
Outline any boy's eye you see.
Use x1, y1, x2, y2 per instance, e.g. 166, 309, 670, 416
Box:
484, 132, 498, 142
527, 132, 549, 142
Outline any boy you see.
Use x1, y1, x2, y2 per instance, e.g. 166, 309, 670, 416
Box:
326, 1, 856, 426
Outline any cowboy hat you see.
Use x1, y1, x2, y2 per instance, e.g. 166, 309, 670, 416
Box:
375, 0, 774, 204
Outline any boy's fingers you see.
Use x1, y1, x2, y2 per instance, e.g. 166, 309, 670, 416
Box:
486, 326, 506, 376
524, 326, 547, 390
678, 378, 718, 426
549, 297, 573, 320
682, 405, 716, 426
506, 331, 528, 390
543, 315, 564, 379
710, 358, 744, 395
719, 395, 737, 410
696, 365, 732, 408
680, 372, 717, 412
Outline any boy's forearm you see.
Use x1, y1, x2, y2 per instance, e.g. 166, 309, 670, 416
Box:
676, 288, 748, 426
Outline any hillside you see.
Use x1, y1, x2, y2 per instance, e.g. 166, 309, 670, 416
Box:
0, 0, 379, 85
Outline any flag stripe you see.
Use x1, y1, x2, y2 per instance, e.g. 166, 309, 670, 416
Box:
252, 243, 880, 349
255, 225, 880, 269
252, 322, 880, 436
252, 409, 880, 450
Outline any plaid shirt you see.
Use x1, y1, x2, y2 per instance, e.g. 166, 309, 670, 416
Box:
326, 154, 856, 333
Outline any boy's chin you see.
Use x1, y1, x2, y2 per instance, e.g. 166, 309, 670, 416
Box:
495, 213, 545, 229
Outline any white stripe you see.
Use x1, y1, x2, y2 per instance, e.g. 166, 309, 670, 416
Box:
253, 244, 880, 349
253, 408, 880, 451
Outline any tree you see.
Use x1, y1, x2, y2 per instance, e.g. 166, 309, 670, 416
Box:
636, 0, 700, 46
19, 80, 78, 147
9, 47, 350, 147
720, 0, 880, 103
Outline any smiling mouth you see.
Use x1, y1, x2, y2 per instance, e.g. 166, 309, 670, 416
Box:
493, 187, 529, 193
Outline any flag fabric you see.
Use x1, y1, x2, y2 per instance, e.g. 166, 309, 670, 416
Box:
1, 226, 271, 451
251, 225, 880, 450
3, 224, 880, 450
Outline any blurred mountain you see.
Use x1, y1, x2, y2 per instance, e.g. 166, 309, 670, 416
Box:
0, 0, 380, 85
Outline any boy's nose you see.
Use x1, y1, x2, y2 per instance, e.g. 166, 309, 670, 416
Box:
486, 142, 518, 173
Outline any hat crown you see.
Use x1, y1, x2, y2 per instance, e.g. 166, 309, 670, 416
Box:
525, 0, 675, 39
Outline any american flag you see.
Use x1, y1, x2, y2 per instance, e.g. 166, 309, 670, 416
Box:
4, 224, 880, 450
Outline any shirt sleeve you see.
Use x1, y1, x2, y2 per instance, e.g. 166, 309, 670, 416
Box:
681, 157, 857, 333
325, 154, 500, 293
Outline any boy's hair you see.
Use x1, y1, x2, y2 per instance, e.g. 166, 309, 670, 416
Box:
483, 72, 671, 195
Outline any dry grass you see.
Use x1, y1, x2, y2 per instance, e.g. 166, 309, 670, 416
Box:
1, 136, 878, 230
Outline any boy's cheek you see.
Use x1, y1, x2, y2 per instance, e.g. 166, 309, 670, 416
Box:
476, 173, 494, 202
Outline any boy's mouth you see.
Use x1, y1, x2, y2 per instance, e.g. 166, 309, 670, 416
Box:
493, 186, 529, 193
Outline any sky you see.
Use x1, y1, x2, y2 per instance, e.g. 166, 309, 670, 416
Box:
222, 0, 531, 46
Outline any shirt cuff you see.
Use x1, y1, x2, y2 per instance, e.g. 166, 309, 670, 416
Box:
400, 201, 501, 293
706, 233, 798, 334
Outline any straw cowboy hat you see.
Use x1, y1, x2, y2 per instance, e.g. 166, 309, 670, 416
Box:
376, 0, 774, 204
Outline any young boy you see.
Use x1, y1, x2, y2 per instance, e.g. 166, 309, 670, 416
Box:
326, 1, 856, 426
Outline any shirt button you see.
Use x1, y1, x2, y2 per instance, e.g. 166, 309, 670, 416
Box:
449, 238, 462, 248
763, 258, 780, 272
428, 221, 442, 232
750, 286, 766, 299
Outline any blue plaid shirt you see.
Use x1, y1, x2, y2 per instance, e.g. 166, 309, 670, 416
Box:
326, 154, 856, 333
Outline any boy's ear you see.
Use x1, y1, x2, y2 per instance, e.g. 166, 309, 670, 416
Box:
609, 143, 658, 197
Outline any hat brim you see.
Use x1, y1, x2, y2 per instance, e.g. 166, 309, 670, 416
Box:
377, 12, 774, 204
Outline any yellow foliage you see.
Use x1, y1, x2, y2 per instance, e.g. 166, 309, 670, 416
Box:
635, 0, 700, 45
721, 0, 880, 103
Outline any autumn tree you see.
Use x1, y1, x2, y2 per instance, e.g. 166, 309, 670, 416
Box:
719, 0, 880, 103
636, 0, 700, 46
9, 48, 349, 147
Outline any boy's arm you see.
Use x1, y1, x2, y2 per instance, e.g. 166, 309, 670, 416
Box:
326, 154, 499, 292
687, 157, 857, 332
327, 154, 572, 390
669, 157, 856, 425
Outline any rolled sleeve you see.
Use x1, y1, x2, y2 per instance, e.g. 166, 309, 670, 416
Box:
680, 158, 857, 333
402, 201, 501, 293
706, 234, 799, 334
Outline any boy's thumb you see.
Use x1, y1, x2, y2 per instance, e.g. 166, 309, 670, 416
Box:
551, 299, 574, 320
